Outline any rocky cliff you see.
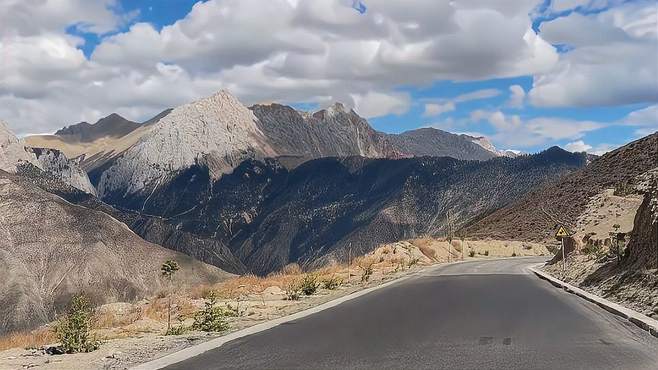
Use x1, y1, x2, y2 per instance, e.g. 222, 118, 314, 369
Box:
29, 147, 96, 195
0, 120, 40, 173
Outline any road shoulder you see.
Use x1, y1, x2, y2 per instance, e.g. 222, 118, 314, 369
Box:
530, 266, 658, 339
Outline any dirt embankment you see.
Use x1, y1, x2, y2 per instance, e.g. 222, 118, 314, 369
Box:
543, 170, 658, 318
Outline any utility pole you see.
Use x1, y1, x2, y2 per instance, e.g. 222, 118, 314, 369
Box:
461, 231, 466, 261
561, 237, 566, 278
347, 243, 352, 284
446, 210, 454, 263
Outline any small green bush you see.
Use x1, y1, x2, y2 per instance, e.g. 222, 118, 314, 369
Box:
192, 292, 229, 333
55, 294, 101, 354
300, 274, 319, 296
407, 258, 420, 268
511, 252, 517, 257
484, 250, 489, 256
322, 275, 342, 290
468, 250, 476, 257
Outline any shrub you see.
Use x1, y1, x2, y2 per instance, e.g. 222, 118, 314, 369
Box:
192, 292, 229, 333
361, 264, 374, 282
54, 294, 100, 354
285, 279, 302, 301
165, 325, 187, 336
484, 250, 489, 256
322, 275, 342, 290
407, 258, 420, 268
300, 274, 319, 296
511, 252, 517, 257
468, 250, 476, 257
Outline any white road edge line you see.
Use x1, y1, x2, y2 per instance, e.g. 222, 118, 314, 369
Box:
529, 265, 658, 339
131, 261, 463, 370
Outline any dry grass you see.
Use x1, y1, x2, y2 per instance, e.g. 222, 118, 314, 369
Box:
0, 328, 56, 351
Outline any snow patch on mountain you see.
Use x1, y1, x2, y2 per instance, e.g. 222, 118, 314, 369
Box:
98, 90, 276, 198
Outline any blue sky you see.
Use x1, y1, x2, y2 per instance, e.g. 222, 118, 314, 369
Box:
1, 0, 656, 154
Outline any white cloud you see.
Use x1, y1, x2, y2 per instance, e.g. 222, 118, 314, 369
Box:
470, 110, 604, 148
0, 0, 560, 135
351, 91, 411, 118
622, 104, 658, 136
529, 1, 658, 107
564, 140, 592, 152
423, 102, 455, 117
507, 85, 526, 108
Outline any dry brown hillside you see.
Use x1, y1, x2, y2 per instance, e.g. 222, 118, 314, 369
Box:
466, 132, 658, 242
0, 171, 231, 334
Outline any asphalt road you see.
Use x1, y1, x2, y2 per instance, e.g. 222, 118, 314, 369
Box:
165, 257, 658, 370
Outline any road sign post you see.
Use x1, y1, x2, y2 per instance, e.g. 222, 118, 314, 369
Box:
555, 225, 571, 279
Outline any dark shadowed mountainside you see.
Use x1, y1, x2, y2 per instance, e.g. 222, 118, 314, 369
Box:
97, 147, 586, 274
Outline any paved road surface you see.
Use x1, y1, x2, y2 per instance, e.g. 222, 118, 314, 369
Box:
165, 257, 658, 370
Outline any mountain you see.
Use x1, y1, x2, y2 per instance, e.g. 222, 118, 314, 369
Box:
26, 91, 504, 208
24, 110, 171, 172
97, 147, 586, 274
0, 170, 230, 334
384, 128, 497, 160
251, 103, 398, 162
0, 120, 40, 172
466, 132, 658, 242
54, 113, 140, 142
28, 147, 97, 195
0, 120, 95, 194
97, 91, 277, 203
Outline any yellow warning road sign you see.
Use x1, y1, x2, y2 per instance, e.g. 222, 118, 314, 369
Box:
555, 225, 571, 238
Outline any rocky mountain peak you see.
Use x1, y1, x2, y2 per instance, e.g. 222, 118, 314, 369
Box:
97, 90, 277, 201
0, 120, 41, 173
55, 113, 139, 141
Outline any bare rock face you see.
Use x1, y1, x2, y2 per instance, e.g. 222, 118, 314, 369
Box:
98, 91, 276, 199
29, 148, 97, 195
251, 103, 397, 161
0, 120, 41, 173
0, 170, 230, 334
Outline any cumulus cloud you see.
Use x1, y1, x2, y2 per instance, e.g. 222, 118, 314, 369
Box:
470, 110, 604, 148
529, 0, 658, 107
0, 0, 560, 135
564, 140, 592, 152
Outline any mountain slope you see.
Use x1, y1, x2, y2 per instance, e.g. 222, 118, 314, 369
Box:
0, 170, 230, 334
29, 148, 96, 195
97, 91, 277, 202
466, 132, 658, 242
112, 148, 586, 274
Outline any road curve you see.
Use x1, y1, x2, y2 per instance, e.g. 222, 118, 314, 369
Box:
165, 257, 658, 370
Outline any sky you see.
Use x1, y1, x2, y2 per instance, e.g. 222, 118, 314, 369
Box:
0, 0, 656, 154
